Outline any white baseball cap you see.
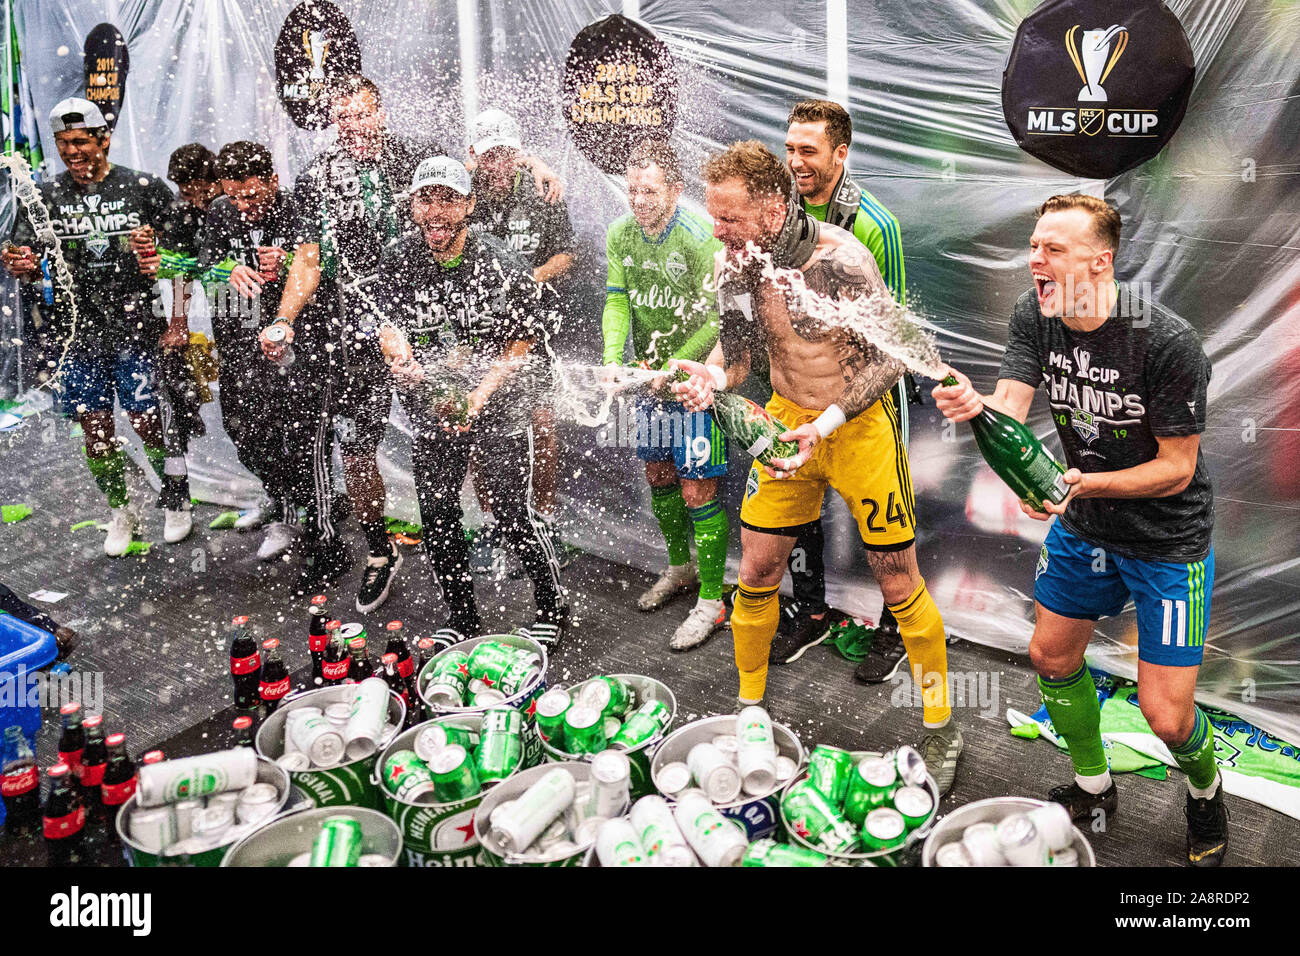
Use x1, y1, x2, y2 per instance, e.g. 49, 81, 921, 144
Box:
49, 97, 108, 133
471, 108, 522, 155
410, 156, 472, 196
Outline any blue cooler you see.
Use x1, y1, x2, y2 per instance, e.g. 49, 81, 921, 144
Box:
0, 610, 59, 825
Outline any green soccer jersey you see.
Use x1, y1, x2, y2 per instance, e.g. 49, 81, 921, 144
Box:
601, 206, 723, 367
804, 186, 906, 305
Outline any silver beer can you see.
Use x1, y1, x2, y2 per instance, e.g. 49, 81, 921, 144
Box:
686, 742, 741, 804
588, 749, 631, 819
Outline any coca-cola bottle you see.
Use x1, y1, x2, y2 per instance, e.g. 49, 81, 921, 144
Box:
384, 621, 414, 681
380, 652, 411, 714
258, 638, 291, 714
100, 733, 138, 825
308, 595, 329, 687
43, 763, 86, 866
57, 702, 85, 781
2, 726, 40, 837
347, 637, 374, 683
232, 715, 255, 748
229, 614, 262, 711
321, 621, 348, 686
78, 715, 108, 821
415, 636, 438, 677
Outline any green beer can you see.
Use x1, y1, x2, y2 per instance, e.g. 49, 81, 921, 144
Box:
425, 651, 470, 708
843, 757, 898, 826
892, 785, 933, 829
742, 838, 829, 867
467, 641, 517, 686
579, 675, 633, 718
414, 723, 475, 763
476, 708, 524, 782
535, 688, 571, 750
807, 745, 854, 807
310, 815, 363, 867
563, 705, 607, 755
498, 657, 541, 698
610, 699, 670, 750
382, 750, 436, 802
781, 780, 859, 854
429, 744, 481, 802
860, 807, 907, 852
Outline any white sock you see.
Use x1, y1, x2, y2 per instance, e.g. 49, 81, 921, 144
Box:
923, 715, 951, 731
1076, 770, 1113, 794
1187, 773, 1221, 800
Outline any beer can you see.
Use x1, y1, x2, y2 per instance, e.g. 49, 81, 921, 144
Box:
686, 742, 741, 804
711, 734, 740, 759
860, 807, 907, 852
576, 815, 606, 845
893, 745, 928, 787
735, 706, 778, 795
1027, 802, 1074, 853
961, 822, 1005, 866
428, 744, 481, 803
489, 799, 518, 830
563, 704, 608, 755
892, 785, 934, 829
742, 838, 828, 867
358, 853, 394, 867
343, 677, 390, 761
629, 794, 696, 867
579, 675, 633, 718
535, 816, 570, 852
775, 755, 798, 782
282, 707, 322, 756
780, 780, 859, 855
1049, 846, 1079, 867
137, 747, 258, 807
237, 782, 281, 825
611, 699, 671, 750
602, 716, 622, 740
323, 703, 352, 727
467, 641, 516, 686
935, 842, 975, 867
472, 689, 507, 707
425, 650, 470, 708
290, 715, 346, 769
193, 804, 234, 844
535, 688, 571, 749
414, 723, 474, 763
595, 817, 647, 866
673, 789, 747, 867
468, 678, 489, 695
807, 744, 854, 806
656, 761, 691, 797
843, 757, 898, 826
338, 623, 366, 645
276, 752, 310, 772
497, 657, 541, 698
310, 815, 362, 867
128, 806, 177, 853
208, 791, 241, 813
588, 750, 631, 819
382, 750, 437, 802
172, 799, 203, 842
490, 767, 576, 855
996, 813, 1048, 867
475, 708, 524, 783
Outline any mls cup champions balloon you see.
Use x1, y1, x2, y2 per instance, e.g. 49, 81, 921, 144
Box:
83, 23, 129, 130
275, 0, 364, 130
1001, 0, 1194, 179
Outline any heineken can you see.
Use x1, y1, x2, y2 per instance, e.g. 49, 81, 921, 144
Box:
467, 641, 517, 686
996, 813, 1048, 867
428, 745, 482, 803
861, 808, 907, 852
236, 783, 281, 825
775, 755, 798, 782
656, 761, 691, 797
711, 734, 739, 758
221, 806, 402, 867
498, 657, 541, 698
473, 689, 507, 707
291, 715, 346, 769
780, 780, 859, 855
534, 688, 571, 749
588, 750, 631, 819
563, 705, 607, 755
193, 804, 234, 843
489, 766, 576, 855
381, 750, 437, 803
628, 794, 696, 867
128, 806, 177, 854
579, 675, 633, 718
961, 822, 1005, 866
311, 815, 363, 867
742, 838, 829, 867
339, 623, 366, 645
344, 677, 390, 761
1027, 802, 1074, 853
282, 707, 322, 756
843, 757, 898, 826
424, 652, 470, 708
602, 715, 622, 740
893, 785, 934, 830
687, 742, 741, 804
673, 789, 747, 868
138, 748, 258, 807
594, 817, 647, 867
324, 703, 352, 728
735, 706, 778, 796
807, 744, 854, 806
414, 723, 474, 762
611, 699, 670, 750
893, 745, 928, 787
1049, 846, 1079, 867
475, 708, 524, 783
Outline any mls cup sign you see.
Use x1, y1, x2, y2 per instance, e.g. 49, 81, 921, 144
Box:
275, 0, 363, 130
1002, 0, 1194, 179
564, 15, 678, 174
83, 23, 128, 130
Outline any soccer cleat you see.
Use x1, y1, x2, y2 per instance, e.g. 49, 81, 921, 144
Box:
103, 506, 140, 557
1048, 778, 1119, 824
853, 623, 906, 684
769, 601, 830, 664
256, 521, 296, 561
234, 502, 269, 531
637, 562, 697, 612
919, 723, 964, 797
431, 627, 467, 650
163, 504, 193, 544
1185, 787, 1229, 867
294, 539, 352, 595
669, 598, 726, 652
356, 546, 403, 613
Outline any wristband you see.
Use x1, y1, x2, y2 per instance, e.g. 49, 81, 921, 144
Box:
706, 364, 728, 392
274, 316, 293, 326
813, 404, 847, 439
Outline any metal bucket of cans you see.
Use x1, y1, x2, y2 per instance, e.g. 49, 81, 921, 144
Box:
373, 714, 522, 867
475, 760, 630, 867
220, 806, 402, 866
921, 796, 1096, 867
254, 683, 406, 811
649, 714, 805, 842
778, 747, 940, 867
537, 673, 676, 798
116, 753, 290, 867
416, 634, 548, 767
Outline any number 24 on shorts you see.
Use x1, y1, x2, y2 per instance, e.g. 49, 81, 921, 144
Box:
859, 492, 909, 532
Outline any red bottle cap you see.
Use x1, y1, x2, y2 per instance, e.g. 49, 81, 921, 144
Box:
232, 716, 253, 730
105, 733, 125, 746
417, 637, 437, 649
348, 636, 366, 650
262, 638, 280, 650
382, 653, 398, 665
142, 750, 164, 764
386, 620, 402, 631
326, 620, 341, 631
311, 594, 327, 605
59, 701, 81, 717
83, 714, 103, 729
232, 615, 250, 626
47, 763, 70, 778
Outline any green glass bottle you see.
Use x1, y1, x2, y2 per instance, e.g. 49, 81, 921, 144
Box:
942, 375, 1068, 511
153, 247, 239, 289
668, 370, 799, 465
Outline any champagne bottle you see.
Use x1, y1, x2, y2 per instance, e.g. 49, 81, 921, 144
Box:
152, 247, 240, 288
941, 375, 1068, 511
668, 370, 798, 465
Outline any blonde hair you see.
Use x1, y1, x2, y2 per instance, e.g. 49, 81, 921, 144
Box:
1038, 193, 1121, 254
702, 140, 791, 199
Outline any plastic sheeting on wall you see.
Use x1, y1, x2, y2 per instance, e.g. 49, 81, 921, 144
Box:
3, 0, 1298, 741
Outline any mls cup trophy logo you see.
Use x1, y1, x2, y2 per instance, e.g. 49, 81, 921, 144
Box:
1066, 24, 1128, 103
304, 29, 330, 81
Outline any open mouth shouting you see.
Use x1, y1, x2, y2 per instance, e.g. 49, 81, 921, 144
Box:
1034, 271, 1059, 312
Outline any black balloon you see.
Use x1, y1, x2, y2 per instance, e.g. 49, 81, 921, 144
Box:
274, 0, 363, 131
83, 23, 128, 131
563, 15, 678, 175
1002, 0, 1194, 180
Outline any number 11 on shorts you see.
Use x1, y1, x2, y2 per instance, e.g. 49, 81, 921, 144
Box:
1161, 598, 1187, 647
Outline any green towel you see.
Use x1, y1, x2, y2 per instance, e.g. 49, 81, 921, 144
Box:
826, 616, 877, 663
70, 519, 100, 532
1, 504, 32, 523
385, 517, 423, 536
208, 510, 240, 529
124, 541, 151, 556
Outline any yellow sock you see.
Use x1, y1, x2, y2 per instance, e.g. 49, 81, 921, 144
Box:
731, 580, 780, 702
887, 579, 951, 727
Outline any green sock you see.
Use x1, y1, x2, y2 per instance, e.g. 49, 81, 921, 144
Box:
1038, 665, 1108, 777
688, 500, 729, 601
1170, 707, 1219, 791
85, 449, 129, 509
143, 444, 167, 482
649, 484, 691, 566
